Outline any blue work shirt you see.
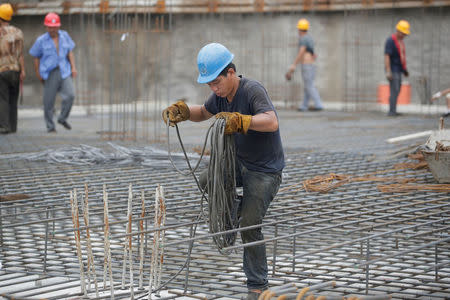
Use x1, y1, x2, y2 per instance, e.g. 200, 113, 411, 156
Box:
204, 76, 285, 173
29, 30, 75, 80
299, 34, 314, 55
384, 36, 405, 73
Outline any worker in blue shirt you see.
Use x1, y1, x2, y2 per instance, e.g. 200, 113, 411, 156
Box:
29, 12, 76, 133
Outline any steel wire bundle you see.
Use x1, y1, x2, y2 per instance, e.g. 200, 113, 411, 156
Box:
207, 118, 239, 254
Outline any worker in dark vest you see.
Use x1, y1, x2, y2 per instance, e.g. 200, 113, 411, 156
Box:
384, 20, 410, 117
162, 43, 285, 300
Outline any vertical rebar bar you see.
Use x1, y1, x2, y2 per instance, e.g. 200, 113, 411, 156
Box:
127, 184, 134, 299
44, 207, 49, 273
139, 190, 146, 290
365, 238, 370, 295
435, 244, 439, 282
0, 203, 3, 247
273, 224, 278, 276
70, 189, 86, 296
292, 226, 296, 272
83, 184, 99, 297
156, 186, 166, 294
103, 184, 114, 299
149, 184, 165, 298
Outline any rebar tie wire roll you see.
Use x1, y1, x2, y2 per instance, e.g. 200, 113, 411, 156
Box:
166, 117, 239, 254
207, 118, 239, 254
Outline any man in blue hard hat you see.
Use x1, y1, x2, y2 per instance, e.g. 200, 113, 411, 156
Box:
163, 42, 285, 300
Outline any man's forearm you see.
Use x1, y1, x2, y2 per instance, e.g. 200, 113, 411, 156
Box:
68, 51, 76, 69
33, 58, 41, 78
384, 55, 391, 73
189, 105, 212, 122
19, 55, 25, 73
248, 111, 278, 132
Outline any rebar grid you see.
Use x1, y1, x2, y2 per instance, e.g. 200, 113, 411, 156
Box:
0, 152, 449, 299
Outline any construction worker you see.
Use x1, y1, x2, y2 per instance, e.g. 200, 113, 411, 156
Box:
285, 18, 324, 112
384, 20, 410, 117
29, 12, 76, 133
431, 88, 450, 118
162, 43, 285, 300
0, 3, 25, 134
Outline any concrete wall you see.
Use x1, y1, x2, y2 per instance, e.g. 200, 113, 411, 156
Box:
13, 7, 450, 110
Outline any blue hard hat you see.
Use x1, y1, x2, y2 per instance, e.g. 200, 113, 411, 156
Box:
197, 43, 234, 84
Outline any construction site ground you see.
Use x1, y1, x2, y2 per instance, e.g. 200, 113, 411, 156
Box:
0, 108, 449, 300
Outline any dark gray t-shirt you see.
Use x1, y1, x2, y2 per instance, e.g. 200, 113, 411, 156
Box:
299, 34, 314, 55
204, 76, 285, 173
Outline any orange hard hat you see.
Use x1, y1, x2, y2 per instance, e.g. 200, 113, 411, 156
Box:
44, 12, 61, 27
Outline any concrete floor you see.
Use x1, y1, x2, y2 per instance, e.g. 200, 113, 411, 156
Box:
0, 108, 443, 155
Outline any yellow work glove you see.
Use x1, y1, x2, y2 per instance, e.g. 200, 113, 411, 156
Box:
162, 100, 190, 126
215, 112, 252, 135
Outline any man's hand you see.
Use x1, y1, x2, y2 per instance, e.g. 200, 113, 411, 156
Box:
20, 70, 25, 81
385, 71, 393, 81
403, 69, 409, 77
162, 100, 190, 126
215, 112, 252, 135
285, 65, 296, 81
72, 68, 78, 78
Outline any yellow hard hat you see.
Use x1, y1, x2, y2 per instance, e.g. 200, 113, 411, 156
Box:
396, 20, 410, 35
0, 3, 13, 21
297, 18, 309, 31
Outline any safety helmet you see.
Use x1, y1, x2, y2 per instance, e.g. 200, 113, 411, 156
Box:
296, 18, 309, 31
197, 43, 234, 84
396, 20, 410, 35
0, 4, 13, 22
44, 12, 61, 27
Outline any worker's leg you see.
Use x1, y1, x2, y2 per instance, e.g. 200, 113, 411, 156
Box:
0, 72, 11, 133
388, 72, 401, 115
57, 76, 75, 123
8, 71, 20, 133
302, 64, 323, 110
43, 69, 61, 131
300, 67, 310, 111
240, 165, 282, 290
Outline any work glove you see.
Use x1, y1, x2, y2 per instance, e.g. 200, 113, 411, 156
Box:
162, 100, 190, 126
215, 112, 252, 135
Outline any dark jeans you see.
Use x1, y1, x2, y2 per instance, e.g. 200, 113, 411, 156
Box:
200, 159, 282, 290
389, 72, 402, 114
0, 70, 20, 133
